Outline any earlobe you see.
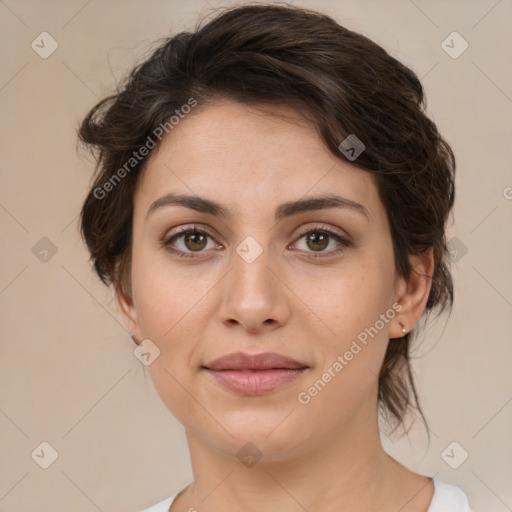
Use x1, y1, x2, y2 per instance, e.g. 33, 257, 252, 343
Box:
391, 247, 434, 338
115, 280, 139, 336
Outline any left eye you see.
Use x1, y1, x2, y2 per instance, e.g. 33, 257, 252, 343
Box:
292, 229, 351, 257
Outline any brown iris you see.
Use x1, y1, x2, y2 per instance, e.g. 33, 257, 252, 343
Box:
185, 231, 208, 251
306, 232, 329, 251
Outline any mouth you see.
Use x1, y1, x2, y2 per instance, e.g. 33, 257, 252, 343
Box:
202, 351, 309, 396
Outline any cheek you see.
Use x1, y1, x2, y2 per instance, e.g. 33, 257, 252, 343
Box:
294, 249, 396, 390
295, 273, 394, 423
130, 259, 212, 422
296, 258, 395, 343
131, 249, 216, 342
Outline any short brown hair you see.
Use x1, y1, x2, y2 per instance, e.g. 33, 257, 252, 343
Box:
78, 4, 455, 431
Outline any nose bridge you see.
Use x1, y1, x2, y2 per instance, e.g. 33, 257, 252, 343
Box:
231, 234, 275, 304
217, 233, 290, 331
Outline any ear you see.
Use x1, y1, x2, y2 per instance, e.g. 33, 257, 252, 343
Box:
390, 247, 434, 339
115, 279, 140, 343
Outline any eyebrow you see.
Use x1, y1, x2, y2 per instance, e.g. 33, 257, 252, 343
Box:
146, 192, 369, 221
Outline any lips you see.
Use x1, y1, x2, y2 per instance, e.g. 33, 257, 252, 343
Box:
204, 351, 307, 371
203, 352, 309, 396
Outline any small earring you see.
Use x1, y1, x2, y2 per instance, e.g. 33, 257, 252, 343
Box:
130, 333, 138, 345
399, 322, 407, 334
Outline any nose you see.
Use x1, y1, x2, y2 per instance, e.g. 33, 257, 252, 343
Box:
216, 238, 292, 334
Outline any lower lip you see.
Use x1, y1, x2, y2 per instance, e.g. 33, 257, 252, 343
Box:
205, 368, 307, 396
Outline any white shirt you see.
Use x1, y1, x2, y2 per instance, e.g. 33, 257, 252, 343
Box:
138, 477, 472, 511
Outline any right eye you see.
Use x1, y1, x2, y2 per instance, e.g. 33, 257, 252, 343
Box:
161, 226, 221, 258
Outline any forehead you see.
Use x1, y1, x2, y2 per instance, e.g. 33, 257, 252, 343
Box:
134, 100, 382, 222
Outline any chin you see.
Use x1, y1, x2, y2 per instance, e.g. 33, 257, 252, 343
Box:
202, 408, 312, 460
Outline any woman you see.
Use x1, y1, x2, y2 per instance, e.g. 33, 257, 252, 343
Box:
78, 4, 472, 511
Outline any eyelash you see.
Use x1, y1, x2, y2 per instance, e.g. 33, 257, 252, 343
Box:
161, 224, 352, 260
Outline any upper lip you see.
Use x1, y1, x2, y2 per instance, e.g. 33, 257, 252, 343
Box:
203, 351, 308, 371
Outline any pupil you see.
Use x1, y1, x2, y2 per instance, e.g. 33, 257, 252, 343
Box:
308, 233, 328, 251
187, 232, 206, 251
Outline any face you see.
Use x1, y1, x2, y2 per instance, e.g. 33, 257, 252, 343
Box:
120, 100, 412, 461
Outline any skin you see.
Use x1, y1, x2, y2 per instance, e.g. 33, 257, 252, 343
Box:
119, 100, 436, 512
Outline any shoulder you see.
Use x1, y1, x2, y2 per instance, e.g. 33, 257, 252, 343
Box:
135, 478, 473, 512
136, 493, 177, 512
135, 482, 191, 512
428, 477, 472, 512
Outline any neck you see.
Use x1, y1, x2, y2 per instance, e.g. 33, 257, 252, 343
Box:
174, 407, 429, 512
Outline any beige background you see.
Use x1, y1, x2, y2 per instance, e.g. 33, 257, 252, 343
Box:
1, 0, 511, 511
